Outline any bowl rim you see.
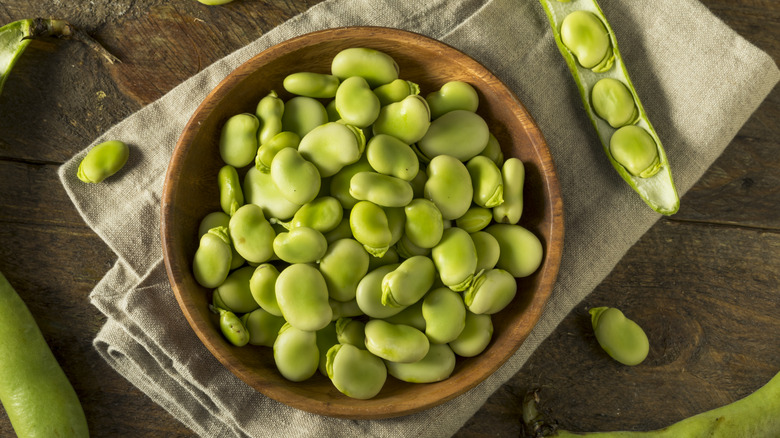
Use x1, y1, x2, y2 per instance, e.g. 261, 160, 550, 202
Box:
161, 25, 564, 419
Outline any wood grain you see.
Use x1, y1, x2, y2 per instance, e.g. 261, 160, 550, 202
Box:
0, 0, 777, 436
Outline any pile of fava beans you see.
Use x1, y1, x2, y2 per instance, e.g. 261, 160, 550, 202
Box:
191, 47, 544, 399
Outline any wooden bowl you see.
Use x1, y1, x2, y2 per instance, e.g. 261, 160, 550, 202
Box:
161, 26, 564, 419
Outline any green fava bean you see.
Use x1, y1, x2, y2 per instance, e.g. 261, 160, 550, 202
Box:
255, 90, 284, 146
432, 227, 478, 291
467, 155, 504, 208
329, 298, 363, 320
77, 140, 129, 183
254, 131, 300, 174
364, 319, 429, 363
330, 156, 373, 209
449, 311, 493, 357
215, 266, 259, 313
270, 147, 321, 205
480, 133, 504, 167
272, 227, 328, 264
220, 113, 259, 168
383, 207, 406, 247
323, 215, 353, 244
193, 226, 232, 288
316, 323, 339, 375
286, 196, 343, 233
275, 264, 332, 331
349, 201, 392, 257
372, 94, 431, 144
326, 344, 387, 400
335, 317, 366, 349
493, 158, 525, 224
395, 234, 431, 259
241, 308, 285, 347
366, 134, 419, 181
409, 168, 428, 199
298, 122, 365, 177
424, 155, 473, 220
471, 231, 501, 273
418, 110, 489, 161
455, 206, 493, 233
610, 125, 661, 178
198, 211, 230, 237
373, 78, 420, 106
355, 264, 404, 319
367, 246, 399, 271
383, 300, 426, 331
349, 172, 413, 208
381, 255, 435, 308
331, 47, 399, 88
243, 166, 301, 220
463, 269, 517, 315
422, 287, 466, 344
214, 306, 249, 347
335, 76, 381, 128
425, 81, 479, 119
485, 224, 543, 278
561, 10, 614, 72
249, 263, 282, 316
281, 96, 328, 138
319, 238, 370, 302
283, 72, 340, 98
589, 307, 649, 366
385, 343, 455, 383
403, 198, 444, 249
229, 204, 275, 264
218, 165, 244, 216
274, 322, 319, 382
591, 78, 638, 128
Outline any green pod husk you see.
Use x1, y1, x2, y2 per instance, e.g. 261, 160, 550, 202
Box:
539, 0, 679, 215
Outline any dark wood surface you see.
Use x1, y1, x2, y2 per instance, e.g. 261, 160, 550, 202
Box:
0, 0, 777, 436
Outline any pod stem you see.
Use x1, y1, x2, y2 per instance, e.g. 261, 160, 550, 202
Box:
521, 389, 560, 438
23, 18, 120, 64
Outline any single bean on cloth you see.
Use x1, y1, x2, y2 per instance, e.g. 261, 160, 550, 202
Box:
58, 0, 778, 436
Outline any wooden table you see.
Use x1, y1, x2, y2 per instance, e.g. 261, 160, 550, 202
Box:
0, 0, 777, 436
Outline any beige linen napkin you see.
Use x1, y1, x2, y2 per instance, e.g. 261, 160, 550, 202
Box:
58, 0, 779, 436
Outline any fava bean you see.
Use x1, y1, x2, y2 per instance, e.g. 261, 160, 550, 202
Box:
331, 47, 399, 88
591, 78, 638, 128
372, 94, 431, 144
367, 246, 399, 271
463, 269, 517, 315
383, 300, 426, 331
229, 204, 275, 264
274, 322, 319, 381
285, 196, 343, 233
335, 317, 367, 349
366, 134, 419, 181
479, 133, 504, 167
381, 255, 435, 307
270, 147, 321, 205
467, 155, 504, 208
373, 78, 419, 106
355, 264, 404, 319
364, 319, 429, 363
395, 234, 431, 259
425, 81, 479, 119
241, 308, 285, 347
215, 266, 260, 313
449, 311, 493, 357
471, 231, 501, 273
298, 122, 365, 177
485, 224, 543, 278
254, 130, 300, 174
330, 156, 373, 210
409, 168, 428, 199
329, 298, 363, 320
255, 90, 284, 146
249, 263, 282, 316
424, 155, 473, 220
422, 287, 466, 344
349, 201, 392, 257
335, 76, 381, 128
272, 227, 327, 264
349, 171, 413, 208
220, 113, 259, 168
213, 306, 249, 347
383, 206, 406, 247
418, 110, 489, 161
326, 343, 387, 399
403, 198, 444, 249
77, 140, 129, 183
560, 10, 614, 72
493, 158, 525, 224
432, 227, 478, 291
218, 165, 244, 216
455, 206, 493, 233
610, 125, 661, 178
281, 96, 328, 138
283, 72, 340, 98
385, 343, 455, 383
275, 263, 332, 331
589, 307, 649, 366
193, 226, 232, 288
243, 166, 301, 220
319, 238, 370, 302
323, 215, 353, 244
198, 211, 230, 238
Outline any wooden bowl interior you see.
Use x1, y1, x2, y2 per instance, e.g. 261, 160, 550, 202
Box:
161, 26, 563, 419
